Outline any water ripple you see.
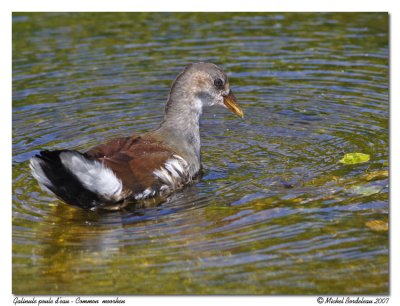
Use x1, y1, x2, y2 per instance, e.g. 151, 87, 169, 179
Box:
12, 12, 388, 294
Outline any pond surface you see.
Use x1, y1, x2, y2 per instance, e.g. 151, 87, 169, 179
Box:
12, 13, 388, 294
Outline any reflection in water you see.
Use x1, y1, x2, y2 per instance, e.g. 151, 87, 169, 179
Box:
13, 12, 388, 294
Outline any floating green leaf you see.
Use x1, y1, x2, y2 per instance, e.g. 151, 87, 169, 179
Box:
339, 152, 370, 164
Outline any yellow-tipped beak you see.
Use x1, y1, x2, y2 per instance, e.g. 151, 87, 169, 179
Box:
223, 90, 244, 118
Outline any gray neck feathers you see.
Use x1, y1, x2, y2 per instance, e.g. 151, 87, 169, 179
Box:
154, 75, 202, 174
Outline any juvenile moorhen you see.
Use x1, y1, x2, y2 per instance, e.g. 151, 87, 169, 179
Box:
30, 62, 243, 209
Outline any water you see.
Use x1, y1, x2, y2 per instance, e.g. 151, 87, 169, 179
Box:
12, 13, 388, 294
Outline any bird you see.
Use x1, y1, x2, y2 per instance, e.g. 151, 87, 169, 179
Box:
30, 62, 244, 210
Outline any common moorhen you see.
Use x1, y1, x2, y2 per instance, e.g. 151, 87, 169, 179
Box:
30, 62, 244, 209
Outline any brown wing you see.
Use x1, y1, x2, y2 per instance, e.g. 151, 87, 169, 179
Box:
85, 135, 174, 198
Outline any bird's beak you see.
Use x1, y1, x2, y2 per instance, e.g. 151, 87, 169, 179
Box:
223, 90, 244, 118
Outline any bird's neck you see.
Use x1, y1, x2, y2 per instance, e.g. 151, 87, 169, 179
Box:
152, 95, 203, 174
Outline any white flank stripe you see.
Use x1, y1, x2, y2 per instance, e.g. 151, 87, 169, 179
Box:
153, 155, 190, 190
165, 161, 181, 178
160, 185, 169, 191
153, 167, 174, 186
135, 187, 154, 200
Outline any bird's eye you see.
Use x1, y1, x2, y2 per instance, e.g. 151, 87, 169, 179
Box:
214, 78, 224, 89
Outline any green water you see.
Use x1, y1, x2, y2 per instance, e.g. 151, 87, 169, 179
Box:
12, 12, 388, 294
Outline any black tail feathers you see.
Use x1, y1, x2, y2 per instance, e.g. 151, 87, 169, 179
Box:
30, 150, 109, 209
